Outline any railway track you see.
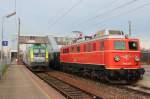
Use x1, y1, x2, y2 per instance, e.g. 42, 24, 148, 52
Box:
45, 71, 150, 99
36, 73, 101, 99
122, 85, 150, 96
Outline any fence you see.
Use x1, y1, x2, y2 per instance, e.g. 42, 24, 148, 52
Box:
141, 50, 150, 65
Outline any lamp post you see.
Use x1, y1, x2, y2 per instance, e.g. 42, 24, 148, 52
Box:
128, 21, 131, 36
1, 12, 16, 62
1, 17, 4, 62
17, 18, 20, 64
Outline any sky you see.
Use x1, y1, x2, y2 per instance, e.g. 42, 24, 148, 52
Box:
0, 0, 150, 49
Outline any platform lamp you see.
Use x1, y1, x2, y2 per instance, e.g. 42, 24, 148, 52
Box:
1, 12, 16, 62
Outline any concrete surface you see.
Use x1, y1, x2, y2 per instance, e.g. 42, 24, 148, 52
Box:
0, 64, 65, 99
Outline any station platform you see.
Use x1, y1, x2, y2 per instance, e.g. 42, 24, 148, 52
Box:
0, 63, 65, 99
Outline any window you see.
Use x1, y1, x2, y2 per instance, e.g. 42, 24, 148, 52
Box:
63, 48, 68, 53
84, 44, 86, 52
71, 47, 74, 52
109, 30, 123, 35
63, 49, 65, 53
33, 49, 40, 57
77, 46, 80, 52
30, 36, 35, 40
93, 43, 96, 51
129, 41, 138, 50
40, 49, 45, 53
34, 49, 39, 53
114, 41, 126, 50
67, 48, 69, 53
100, 41, 104, 50
87, 43, 92, 52
40, 49, 45, 56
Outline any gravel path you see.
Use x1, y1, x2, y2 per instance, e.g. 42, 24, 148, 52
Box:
48, 71, 150, 99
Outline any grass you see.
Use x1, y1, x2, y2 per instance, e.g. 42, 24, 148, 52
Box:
0, 64, 9, 79
2, 64, 8, 75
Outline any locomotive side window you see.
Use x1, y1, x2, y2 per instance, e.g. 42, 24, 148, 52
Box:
129, 41, 138, 50
63, 48, 69, 53
77, 46, 80, 52
100, 41, 104, 50
63, 49, 65, 53
71, 47, 74, 52
87, 43, 92, 52
114, 41, 126, 50
64, 48, 66, 53
67, 48, 69, 53
84, 44, 86, 52
93, 43, 96, 51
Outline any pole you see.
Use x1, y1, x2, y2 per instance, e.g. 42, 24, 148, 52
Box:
129, 21, 131, 36
17, 18, 20, 64
1, 17, 4, 62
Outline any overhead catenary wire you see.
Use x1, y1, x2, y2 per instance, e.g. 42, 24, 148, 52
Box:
14, 0, 17, 33
73, 0, 120, 22
87, 1, 150, 31
75, 0, 139, 26
48, 0, 83, 30
47, 1, 70, 26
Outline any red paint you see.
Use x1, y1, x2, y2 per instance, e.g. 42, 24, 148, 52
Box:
60, 38, 141, 69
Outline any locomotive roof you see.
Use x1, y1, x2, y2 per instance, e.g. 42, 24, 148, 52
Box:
62, 35, 123, 46
61, 35, 139, 48
61, 29, 140, 48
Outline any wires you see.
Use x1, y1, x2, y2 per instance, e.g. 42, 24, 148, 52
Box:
48, 0, 83, 30
75, 0, 139, 26
80, 0, 120, 20
88, 1, 150, 31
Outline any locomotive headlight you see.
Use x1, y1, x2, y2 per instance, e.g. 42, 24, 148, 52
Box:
135, 56, 140, 62
114, 55, 120, 62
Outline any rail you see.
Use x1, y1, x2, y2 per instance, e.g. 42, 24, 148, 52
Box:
36, 73, 101, 99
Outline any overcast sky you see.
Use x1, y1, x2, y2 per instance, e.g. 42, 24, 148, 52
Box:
0, 0, 150, 49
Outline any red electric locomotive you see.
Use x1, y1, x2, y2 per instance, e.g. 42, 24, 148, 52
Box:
60, 29, 145, 83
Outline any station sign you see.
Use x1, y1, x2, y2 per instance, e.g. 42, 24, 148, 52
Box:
2, 41, 8, 46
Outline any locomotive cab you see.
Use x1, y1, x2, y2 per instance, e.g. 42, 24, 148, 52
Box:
104, 37, 144, 82
23, 44, 49, 71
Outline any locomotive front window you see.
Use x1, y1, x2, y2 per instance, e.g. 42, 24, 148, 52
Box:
114, 41, 126, 50
40, 49, 45, 53
129, 41, 138, 50
34, 49, 39, 53
40, 49, 46, 57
